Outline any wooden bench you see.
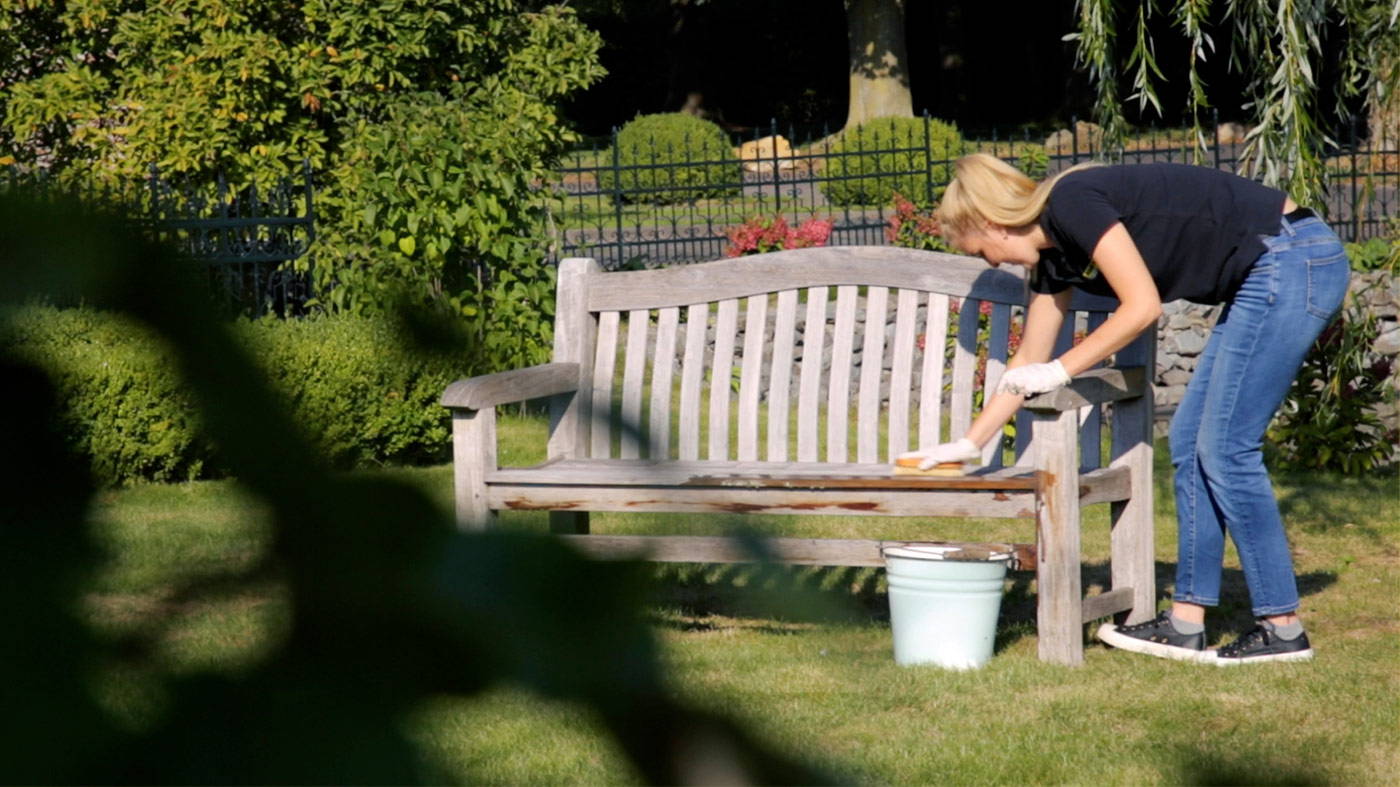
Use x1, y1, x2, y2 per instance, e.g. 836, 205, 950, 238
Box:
441, 247, 1157, 665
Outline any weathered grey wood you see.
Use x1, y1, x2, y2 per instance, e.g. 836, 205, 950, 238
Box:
1022, 367, 1147, 411
950, 298, 981, 441
767, 290, 799, 461
857, 286, 889, 463
1110, 329, 1157, 625
489, 484, 1035, 519
1080, 311, 1108, 470
679, 303, 708, 460
826, 286, 859, 462
620, 309, 650, 460
887, 288, 920, 458
709, 298, 739, 460
797, 287, 829, 462
919, 293, 950, 448
981, 302, 1012, 468
560, 534, 1035, 570
488, 459, 1040, 486
548, 258, 598, 460
441, 362, 580, 410
590, 311, 620, 458
649, 307, 680, 460
737, 295, 768, 461
1080, 586, 1135, 623
1079, 465, 1132, 506
452, 408, 498, 531
1034, 408, 1084, 665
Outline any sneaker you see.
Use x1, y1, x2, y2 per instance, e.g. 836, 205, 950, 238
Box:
1215, 623, 1314, 665
1096, 610, 1215, 663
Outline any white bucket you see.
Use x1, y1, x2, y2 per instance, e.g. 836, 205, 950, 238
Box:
883, 543, 1011, 669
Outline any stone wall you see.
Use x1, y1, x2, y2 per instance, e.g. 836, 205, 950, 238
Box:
1151, 270, 1399, 436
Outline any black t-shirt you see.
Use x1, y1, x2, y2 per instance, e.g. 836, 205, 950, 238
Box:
1030, 163, 1287, 304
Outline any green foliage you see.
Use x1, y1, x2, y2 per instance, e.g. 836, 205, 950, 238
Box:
820, 116, 962, 208
0, 0, 603, 373
1344, 220, 1400, 273
1017, 145, 1050, 180
1268, 285, 1398, 474
2, 305, 469, 485
595, 113, 741, 204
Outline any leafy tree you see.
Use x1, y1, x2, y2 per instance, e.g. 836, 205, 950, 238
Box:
1066, 0, 1399, 206
1, 0, 605, 373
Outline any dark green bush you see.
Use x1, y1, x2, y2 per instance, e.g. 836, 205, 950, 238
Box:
595, 113, 741, 204
819, 116, 963, 207
2, 306, 470, 485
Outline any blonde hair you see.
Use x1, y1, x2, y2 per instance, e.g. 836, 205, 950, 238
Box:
934, 153, 1102, 248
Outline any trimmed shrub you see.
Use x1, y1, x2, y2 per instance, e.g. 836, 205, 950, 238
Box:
2, 306, 470, 485
820, 116, 963, 207
595, 113, 741, 204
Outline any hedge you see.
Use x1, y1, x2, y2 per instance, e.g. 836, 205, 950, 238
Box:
820, 116, 963, 207
595, 113, 742, 204
2, 306, 472, 486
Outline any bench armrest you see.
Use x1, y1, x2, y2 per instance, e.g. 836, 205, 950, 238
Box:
1022, 366, 1147, 412
441, 362, 580, 410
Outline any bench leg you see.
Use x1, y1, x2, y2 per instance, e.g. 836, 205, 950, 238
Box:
1035, 410, 1084, 666
1110, 442, 1156, 625
451, 408, 498, 531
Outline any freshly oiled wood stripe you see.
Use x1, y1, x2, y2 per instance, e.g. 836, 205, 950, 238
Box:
919, 292, 950, 447
949, 298, 981, 442
590, 311, 620, 458
560, 534, 1036, 571
826, 286, 859, 462
857, 286, 889, 463
796, 287, 829, 462
678, 303, 708, 460
767, 289, 799, 461
708, 298, 739, 460
649, 307, 680, 460
1080, 311, 1108, 470
619, 309, 649, 460
737, 295, 768, 461
887, 289, 920, 458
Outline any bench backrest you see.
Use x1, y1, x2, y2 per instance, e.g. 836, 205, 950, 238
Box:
548, 247, 1149, 471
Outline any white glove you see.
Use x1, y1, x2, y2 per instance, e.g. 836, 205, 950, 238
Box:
898, 438, 980, 470
997, 360, 1071, 396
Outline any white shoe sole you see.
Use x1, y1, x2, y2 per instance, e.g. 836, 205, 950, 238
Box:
1214, 648, 1315, 666
1096, 623, 1218, 663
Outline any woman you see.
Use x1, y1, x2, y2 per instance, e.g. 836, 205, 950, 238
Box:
899, 153, 1349, 665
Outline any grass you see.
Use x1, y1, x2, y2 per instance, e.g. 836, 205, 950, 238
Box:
83, 413, 1400, 784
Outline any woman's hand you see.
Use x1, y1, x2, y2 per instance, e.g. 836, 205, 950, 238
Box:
997, 360, 1070, 395
897, 438, 980, 470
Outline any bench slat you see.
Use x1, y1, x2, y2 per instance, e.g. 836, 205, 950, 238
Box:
887, 288, 920, 458
826, 285, 859, 462
982, 302, 1012, 468
767, 289, 799, 461
650, 307, 680, 460
708, 298, 739, 460
797, 287, 828, 462
919, 292, 950, 448
857, 286, 889, 463
738, 294, 768, 461
950, 298, 980, 442
679, 303, 707, 460
591, 311, 620, 458
620, 309, 649, 459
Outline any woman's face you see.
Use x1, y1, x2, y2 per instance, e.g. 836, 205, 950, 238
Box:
954, 225, 1040, 270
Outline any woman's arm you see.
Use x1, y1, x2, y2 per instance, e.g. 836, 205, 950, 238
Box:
1055, 222, 1162, 375
964, 288, 1072, 447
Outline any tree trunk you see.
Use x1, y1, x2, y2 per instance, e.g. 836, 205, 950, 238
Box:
844, 0, 913, 130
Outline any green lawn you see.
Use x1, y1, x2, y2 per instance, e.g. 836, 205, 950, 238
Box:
84, 414, 1400, 784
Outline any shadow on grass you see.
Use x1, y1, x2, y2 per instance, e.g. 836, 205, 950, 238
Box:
641, 555, 1340, 656
1174, 747, 1325, 786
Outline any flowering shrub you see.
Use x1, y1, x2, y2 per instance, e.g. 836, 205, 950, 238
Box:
725, 216, 834, 257
886, 193, 952, 252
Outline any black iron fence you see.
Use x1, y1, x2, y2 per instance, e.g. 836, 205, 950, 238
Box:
3, 163, 315, 316
546, 113, 1399, 270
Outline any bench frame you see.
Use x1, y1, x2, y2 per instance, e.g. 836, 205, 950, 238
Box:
442, 248, 1157, 665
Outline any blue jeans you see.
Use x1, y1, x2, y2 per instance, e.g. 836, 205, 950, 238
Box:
1168, 215, 1350, 617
